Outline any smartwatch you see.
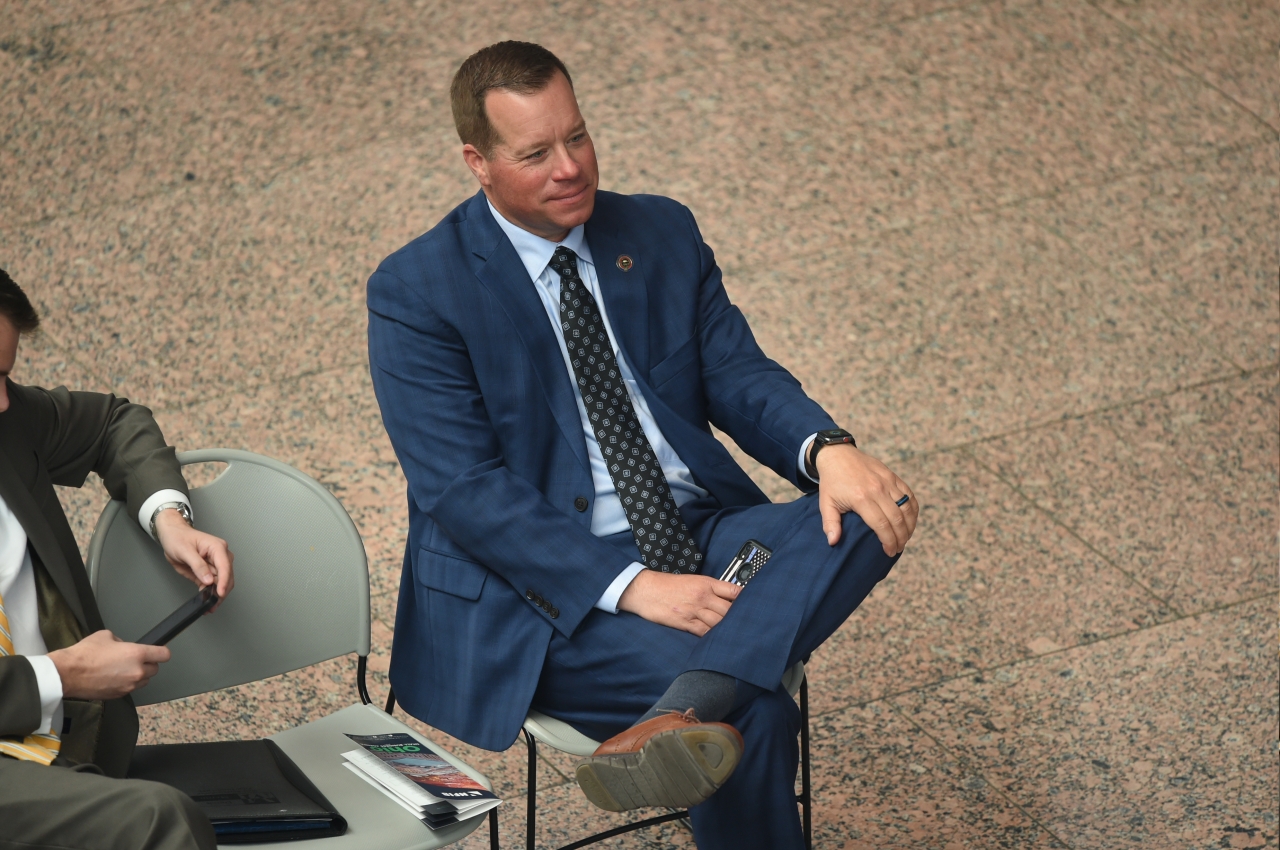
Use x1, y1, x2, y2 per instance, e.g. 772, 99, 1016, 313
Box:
805, 429, 856, 480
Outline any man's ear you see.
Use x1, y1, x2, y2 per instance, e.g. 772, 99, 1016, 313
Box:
461, 144, 491, 187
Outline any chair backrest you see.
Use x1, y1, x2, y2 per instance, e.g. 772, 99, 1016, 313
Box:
87, 449, 370, 706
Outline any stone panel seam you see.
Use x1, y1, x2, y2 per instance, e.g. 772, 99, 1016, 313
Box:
1082, 0, 1280, 139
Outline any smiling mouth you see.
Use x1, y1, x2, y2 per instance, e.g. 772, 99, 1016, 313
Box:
549, 186, 589, 204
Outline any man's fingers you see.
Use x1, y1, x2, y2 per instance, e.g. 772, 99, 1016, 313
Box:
701, 594, 733, 619
210, 544, 234, 598
859, 501, 899, 556
684, 617, 711, 637
888, 481, 919, 545
710, 580, 740, 601
900, 486, 920, 539
174, 546, 214, 586
138, 644, 172, 664
819, 495, 844, 546
881, 493, 911, 553
696, 607, 725, 630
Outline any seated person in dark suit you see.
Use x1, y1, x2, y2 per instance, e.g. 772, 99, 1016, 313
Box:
368, 43, 919, 849
0, 269, 235, 850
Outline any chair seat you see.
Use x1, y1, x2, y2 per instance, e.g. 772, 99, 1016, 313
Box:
261, 703, 493, 850
522, 662, 807, 756
522, 710, 600, 757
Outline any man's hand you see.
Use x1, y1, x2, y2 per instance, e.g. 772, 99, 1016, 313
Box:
814, 444, 919, 555
617, 570, 741, 636
153, 508, 235, 601
47, 630, 171, 700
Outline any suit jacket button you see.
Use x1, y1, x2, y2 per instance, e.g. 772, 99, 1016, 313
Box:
574, 497, 589, 512
550, 608, 560, 619
541, 601, 551, 612
526, 590, 535, 601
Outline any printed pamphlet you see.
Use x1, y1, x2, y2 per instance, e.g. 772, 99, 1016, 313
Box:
341, 732, 499, 829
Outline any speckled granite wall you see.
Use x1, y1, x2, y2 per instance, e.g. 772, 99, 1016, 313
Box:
2, 0, 1276, 847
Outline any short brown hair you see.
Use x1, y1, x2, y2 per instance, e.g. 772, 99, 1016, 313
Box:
0, 268, 40, 334
451, 41, 573, 157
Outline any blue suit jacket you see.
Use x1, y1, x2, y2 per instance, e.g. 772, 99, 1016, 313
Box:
367, 190, 837, 750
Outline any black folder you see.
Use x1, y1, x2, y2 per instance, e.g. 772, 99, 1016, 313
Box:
130, 739, 347, 843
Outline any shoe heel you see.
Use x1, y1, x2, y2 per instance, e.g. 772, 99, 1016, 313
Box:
677, 728, 742, 785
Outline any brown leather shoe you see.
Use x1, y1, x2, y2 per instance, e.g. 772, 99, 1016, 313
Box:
575, 709, 744, 812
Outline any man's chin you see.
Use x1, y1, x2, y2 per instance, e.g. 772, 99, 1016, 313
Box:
555, 189, 596, 230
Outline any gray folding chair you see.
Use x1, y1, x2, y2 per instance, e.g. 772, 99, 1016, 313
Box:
517, 661, 812, 850
87, 448, 496, 849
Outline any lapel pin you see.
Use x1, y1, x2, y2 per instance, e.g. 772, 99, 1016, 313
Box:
616, 254, 633, 272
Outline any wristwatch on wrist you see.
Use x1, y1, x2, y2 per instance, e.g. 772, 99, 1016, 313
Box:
805, 429, 856, 481
149, 501, 193, 539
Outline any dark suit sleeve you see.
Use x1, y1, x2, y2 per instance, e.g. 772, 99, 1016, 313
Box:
8, 383, 188, 522
0, 656, 42, 738
681, 206, 837, 490
368, 271, 634, 637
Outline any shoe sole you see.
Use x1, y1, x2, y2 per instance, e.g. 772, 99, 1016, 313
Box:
574, 726, 743, 812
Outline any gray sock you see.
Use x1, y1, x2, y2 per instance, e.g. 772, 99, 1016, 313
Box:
638, 670, 739, 725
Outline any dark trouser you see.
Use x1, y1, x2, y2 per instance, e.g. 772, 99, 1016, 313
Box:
0, 757, 216, 850
532, 492, 899, 850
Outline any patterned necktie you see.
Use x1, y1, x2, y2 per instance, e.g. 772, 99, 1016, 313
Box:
551, 247, 703, 574
0, 589, 62, 764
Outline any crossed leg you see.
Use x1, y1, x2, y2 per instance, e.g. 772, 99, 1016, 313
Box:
532, 492, 899, 849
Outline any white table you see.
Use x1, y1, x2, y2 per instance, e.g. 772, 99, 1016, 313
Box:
245, 703, 494, 849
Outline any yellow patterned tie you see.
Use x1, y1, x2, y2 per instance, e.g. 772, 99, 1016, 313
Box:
0, 589, 61, 764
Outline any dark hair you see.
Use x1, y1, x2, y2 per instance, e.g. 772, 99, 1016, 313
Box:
0, 268, 40, 333
450, 41, 573, 157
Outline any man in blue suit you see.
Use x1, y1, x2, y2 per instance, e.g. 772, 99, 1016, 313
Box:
368, 42, 919, 848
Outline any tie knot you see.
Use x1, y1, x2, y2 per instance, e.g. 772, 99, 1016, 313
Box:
550, 247, 579, 278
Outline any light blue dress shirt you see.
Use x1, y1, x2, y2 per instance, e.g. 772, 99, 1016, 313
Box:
487, 200, 818, 613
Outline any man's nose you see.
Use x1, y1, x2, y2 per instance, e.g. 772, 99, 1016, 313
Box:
550, 146, 582, 181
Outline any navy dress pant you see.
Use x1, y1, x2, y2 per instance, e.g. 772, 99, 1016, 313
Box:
531, 492, 899, 849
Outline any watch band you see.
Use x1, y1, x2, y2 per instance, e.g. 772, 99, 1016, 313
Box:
805, 429, 856, 481
149, 501, 193, 539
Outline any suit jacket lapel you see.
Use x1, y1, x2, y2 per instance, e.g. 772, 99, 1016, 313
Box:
463, 194, 592, 478
0, 445, 89, 630
587, 223, 650, 376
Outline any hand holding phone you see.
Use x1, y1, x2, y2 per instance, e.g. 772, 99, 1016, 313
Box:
137, 586, 220, 646
719, 540, 773, 588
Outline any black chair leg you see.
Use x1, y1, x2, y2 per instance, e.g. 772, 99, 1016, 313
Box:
525, 729, 538, 850
356, 655, 372, 705
800, 677, 812, 850
490, 806, 500, 850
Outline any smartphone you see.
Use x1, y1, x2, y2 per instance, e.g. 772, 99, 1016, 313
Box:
137, 586, 219, 646
718, 539, 772, 588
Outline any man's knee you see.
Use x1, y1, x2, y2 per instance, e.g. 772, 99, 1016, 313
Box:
112, 779, 216, 850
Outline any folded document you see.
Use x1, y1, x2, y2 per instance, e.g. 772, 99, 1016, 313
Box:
342, 732, 500, 830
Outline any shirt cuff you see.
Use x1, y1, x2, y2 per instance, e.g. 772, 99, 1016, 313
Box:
798, 433, 818, 484
138, 490, 193, 540
594, 562, 647, 614
26, 655, 63, 736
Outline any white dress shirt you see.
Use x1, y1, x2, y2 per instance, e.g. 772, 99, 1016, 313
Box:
487, 201, 819, 612
0, 488, 189, 738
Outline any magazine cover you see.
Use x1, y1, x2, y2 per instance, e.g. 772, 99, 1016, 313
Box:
344, 733, 497, 803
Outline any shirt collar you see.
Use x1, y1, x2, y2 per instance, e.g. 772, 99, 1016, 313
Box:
487, 198, 593, 282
